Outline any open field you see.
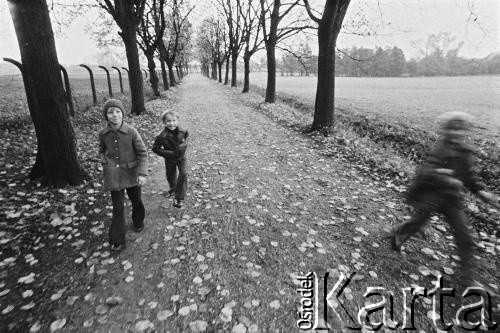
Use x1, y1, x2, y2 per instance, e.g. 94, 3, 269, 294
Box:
247, 72, 500, 139
0, 69, 153, 122
3, 70, 499, 141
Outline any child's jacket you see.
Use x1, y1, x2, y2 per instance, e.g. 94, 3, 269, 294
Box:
152, 127, 189, 162
99, 123, 148, 191
407, 139, 484, 210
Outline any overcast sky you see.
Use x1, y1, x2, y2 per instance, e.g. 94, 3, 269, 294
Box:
0, 0, 498, 66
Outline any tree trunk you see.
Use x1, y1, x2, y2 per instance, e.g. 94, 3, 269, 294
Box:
312, 30, 335, 131
264, 1, 280, 103
224, 57, 230, 85
159, 49, 169, 90
8, 0, 86, 186
265, 38, 277, 102
311, 0, 351, 132
211, 62, 217, 80
166, 61, 177, 86
242, 53, 250, 93
217, 62, 222, 82
231, 49, 238, 87
146, 51, 160, 98
121, 26, 145, 115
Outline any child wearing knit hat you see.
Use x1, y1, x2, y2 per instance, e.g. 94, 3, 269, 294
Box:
99, 99, 148, 251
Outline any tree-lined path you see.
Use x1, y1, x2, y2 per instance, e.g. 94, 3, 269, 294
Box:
48, 75, 498, 332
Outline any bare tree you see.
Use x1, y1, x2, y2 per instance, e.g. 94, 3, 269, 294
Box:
259, 0, 313, 102
213, 19, 227, 83
239, 0, 264, 93
7, 0, 86, 186
96, 0, 147, 114
175, 33, 193, 78
160, 0, 194, 87
197, 19, 217, 79
303, 0, 350, 133
216, 0, 245, 87
137, 0, 166, 98
222, 27, 231, 85
197, 18, 227, 82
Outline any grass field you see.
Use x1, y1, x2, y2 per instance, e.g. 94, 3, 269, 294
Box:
0, 69, 154, 122
3, 70, 498, 141
246, 72, 500, 139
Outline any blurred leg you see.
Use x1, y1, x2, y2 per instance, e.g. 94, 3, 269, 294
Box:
393, 210, 431, 249
442, 203, 473, 283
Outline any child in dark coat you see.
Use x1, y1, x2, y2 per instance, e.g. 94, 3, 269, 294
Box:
99, 99, 148, 251
392, 112, 498, 283
152, 110, 188, 208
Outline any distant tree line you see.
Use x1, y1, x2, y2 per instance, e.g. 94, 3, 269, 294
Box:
276, 35, 500, 77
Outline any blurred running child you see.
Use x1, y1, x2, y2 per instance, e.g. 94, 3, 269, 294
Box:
392, 112, 498, 284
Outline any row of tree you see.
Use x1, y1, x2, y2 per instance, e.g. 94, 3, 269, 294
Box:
197, 0, 351, 134
94, 0, 193, 112
196, 0, 313, 99
6, 0, 194, 186
12, 0, 487, 187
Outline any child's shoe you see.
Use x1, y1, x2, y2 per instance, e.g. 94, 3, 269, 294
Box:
173, 199, 183, 208
111, 244, 124, 251
391, 228, 403, 251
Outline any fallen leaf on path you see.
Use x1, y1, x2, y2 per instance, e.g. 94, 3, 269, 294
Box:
269, 300, 280, 309
189, 320, 208, 332
179, 306, 190, 316
135, 320, 154, 332
219, 307, 233, 322
157, 309, 174, 321
50, 318, 66, 331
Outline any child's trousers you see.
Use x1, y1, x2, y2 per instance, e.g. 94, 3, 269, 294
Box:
109, 186, 145, 246
165, 159, 188, 201
395, 200, 473, 282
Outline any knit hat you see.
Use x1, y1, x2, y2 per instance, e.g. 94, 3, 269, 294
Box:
102, 99, 125, 120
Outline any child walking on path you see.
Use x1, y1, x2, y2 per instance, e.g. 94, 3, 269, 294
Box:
152, 110, 189, 208
392, 112, 498, 284
98, 99, 148, 251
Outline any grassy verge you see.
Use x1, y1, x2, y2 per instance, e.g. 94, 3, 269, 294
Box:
234, 81, 500, 234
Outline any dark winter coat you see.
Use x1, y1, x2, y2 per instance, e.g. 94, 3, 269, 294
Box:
99, 122, 148, 191
406, 138, 484, 211
152, 127, 189, 162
